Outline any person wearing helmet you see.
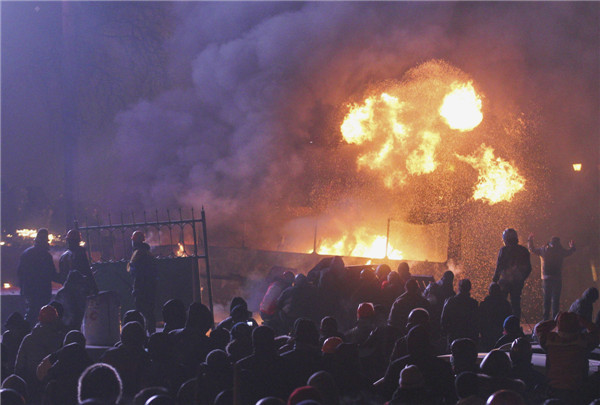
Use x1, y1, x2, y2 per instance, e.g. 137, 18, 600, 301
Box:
528, 234, 576, 321
492, 228, 532, 321
127, 230, 157, 334
59, 229, 98, 294
17, 229, 62, 326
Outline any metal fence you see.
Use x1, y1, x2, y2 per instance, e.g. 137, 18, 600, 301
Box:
75, 207, 213, 313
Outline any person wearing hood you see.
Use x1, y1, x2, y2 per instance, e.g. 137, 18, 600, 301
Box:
127, 230, 158, 334
492, 228, 532, 320
17, 229, 61, 326
59, 230, 98, 294
479, 282, 512, 351
1, 313, 31, 375
493, 315, 525, 349
169, 302, 214, 379
387, 279, 430, 336
528, 234, 576, 321
534, 312, 599, 403
217, 297, 258, 332
568, 287, 599, 323
441, 279, 479, 351
14, 305, 64, 402
379, 325, 456, 403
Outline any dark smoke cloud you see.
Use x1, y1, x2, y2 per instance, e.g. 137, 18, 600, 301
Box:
82, 2, 598, 252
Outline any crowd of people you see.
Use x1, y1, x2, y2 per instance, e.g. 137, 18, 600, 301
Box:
1, 228, 599, 404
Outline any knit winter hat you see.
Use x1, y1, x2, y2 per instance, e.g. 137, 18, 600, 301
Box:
399, 365, 425, 389
38, 305, 58, 324
321, 337, 343, 354
287, 386, 322, 405
356, 302, 375, 320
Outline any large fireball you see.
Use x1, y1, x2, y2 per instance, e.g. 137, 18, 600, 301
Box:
439, 81, 483, 131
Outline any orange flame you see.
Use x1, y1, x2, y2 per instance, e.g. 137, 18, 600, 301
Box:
456, 145, 525, 204
439, 81, 483, 131
176, 243, 186, 257
340, 78, 483, 190
313, 227, 403, 259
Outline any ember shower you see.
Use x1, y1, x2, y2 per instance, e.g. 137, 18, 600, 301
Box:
5, 2, 597, 291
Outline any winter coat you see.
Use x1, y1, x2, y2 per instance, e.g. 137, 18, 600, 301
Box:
14, 323, 64, 387
493, 243, 532, 284
17, 244, 59, 301
528, 241, 575, 279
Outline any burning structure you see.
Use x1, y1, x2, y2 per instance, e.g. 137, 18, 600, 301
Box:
2, 3, 598, 322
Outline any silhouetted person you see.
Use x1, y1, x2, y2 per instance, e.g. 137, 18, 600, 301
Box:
493, 228, 532, 320
128, 230, 157, 334
319, 316, 345, 346
54, 270, 93, 331
423, 270, 456, 338
534, 312, 599, 403
345, 303, 376, 345
441, 279, 479, 351
236, 326, 288, 404
14, 305, 63, 402
380, 325, 456, 403
493, 315, 524, 348
478, 350, 526, 399
276, 274, 320, 333
388, 279, 430, 335
389, 307, 431, 362
145, 332, 187, 397
308, 370, 340, 405
1, 313, 30, 375
528, 234, 575, 321
450, 338, 479, 376
217, 297, 258, 331
77, 363, 123, 405
281, 318, 323, 394
387, 364, 430, 405
40, 332, 93, 405
100, 321, 151, 399
198, 349, 233, 405
17, 229, 61, 325
568, 287, 599, 323
479, 282, 512, 351
260, 271, 295, 322
225, 322, 253, 363
161, 299, 186, 333
396, 262, 412, 293
59, 229, 98, 293
508, 337, 548, 404
455, 372, 485, 405
169, 302, 214, 379
382, 271, 405, 309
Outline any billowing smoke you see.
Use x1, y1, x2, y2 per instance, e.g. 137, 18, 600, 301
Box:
80, 1, 597, 264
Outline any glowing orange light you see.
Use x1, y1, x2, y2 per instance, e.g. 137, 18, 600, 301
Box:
176, 243, 185, 257
439, 81, 483, 131
16, 229, 57, 244
572, 163, 582, 172
3, 283, 11, 289
314, 228, 404, 259
457, 145, 525, 204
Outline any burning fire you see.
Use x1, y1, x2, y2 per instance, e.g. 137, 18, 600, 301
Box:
16, 229, 57, 244
341, 76, 484, 189
456, 145, 526, 204
439, 81, 483, 131
176, 242, 186, 257
313, 227, 403, 259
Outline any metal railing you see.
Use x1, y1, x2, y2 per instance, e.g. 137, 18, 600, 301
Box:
75, 207, 213, 313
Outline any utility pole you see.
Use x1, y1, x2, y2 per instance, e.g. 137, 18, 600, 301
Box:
61, 1, 79, 230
